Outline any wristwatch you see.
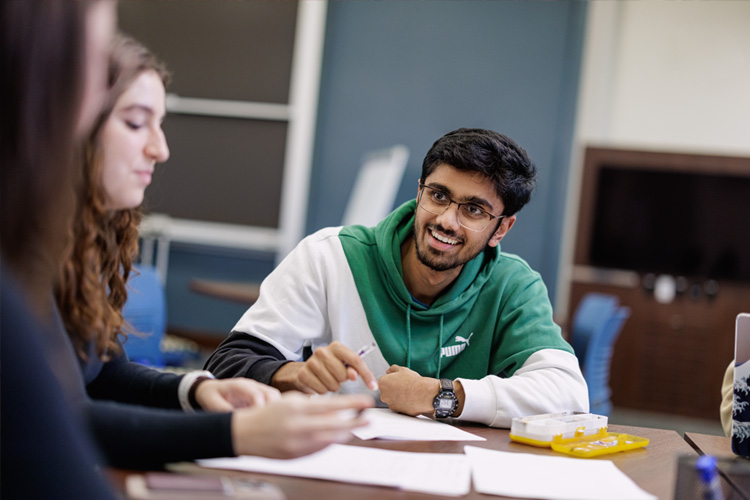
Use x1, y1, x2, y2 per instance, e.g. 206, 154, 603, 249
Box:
433, 378, 458, 418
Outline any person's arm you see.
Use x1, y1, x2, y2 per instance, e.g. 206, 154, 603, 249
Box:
203, 233, 331, 383
270, 341, 378, 393
204, 331, 291, 383
229, 393, 374, 459
720, 360, 734, 437
460, 271, 588, 427
89, 345, 281, 413
88, 393, 374, 467
456, 349, 588, 427
205, 229, 376, 392
88, 400, 234, 468
207, 332, 378, 393
87, 347, 183, 408
378, 349, 587, 427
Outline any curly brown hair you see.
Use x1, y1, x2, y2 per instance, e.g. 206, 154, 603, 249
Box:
57, 34, 170, 361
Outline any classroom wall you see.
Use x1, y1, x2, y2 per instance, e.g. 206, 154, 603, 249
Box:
556, 1, 750, 316
309, 0, 586, 295
166, 1, 587, 335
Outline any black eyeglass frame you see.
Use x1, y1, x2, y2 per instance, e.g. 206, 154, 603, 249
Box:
417, 183, 505, 232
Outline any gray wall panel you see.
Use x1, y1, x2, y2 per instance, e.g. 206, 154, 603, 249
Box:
311, 1, 587, 305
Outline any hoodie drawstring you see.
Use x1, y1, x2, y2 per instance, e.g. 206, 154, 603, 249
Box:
406, 304, 412, 369
437, 314, 444, 379
406, 305, 445, 378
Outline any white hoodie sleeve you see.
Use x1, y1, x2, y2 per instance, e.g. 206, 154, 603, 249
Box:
232, 228, 343, 360
455, 348, 589, 427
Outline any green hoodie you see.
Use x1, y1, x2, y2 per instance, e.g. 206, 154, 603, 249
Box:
339, 200, 573, 381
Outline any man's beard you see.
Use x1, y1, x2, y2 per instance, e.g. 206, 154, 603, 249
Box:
412, 221, 491, 272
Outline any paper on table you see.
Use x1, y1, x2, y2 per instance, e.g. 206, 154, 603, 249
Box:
465, 446, 657, 500
352, 408, 485, 441
197, 444, 471, 497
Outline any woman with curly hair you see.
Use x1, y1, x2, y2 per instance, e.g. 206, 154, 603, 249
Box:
55, 34, 372, 467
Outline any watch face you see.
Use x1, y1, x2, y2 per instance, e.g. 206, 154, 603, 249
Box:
437, 397, 454, 410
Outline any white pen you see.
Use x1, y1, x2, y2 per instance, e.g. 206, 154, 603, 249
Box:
356, 341, 377, 359
348, 342, 379, 391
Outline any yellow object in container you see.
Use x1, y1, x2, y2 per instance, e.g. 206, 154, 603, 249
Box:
551, 428, 650, 458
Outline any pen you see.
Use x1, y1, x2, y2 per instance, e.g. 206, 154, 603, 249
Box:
695, 455, 724, 500
342, 342, 378, 391
356, 341, 377, 359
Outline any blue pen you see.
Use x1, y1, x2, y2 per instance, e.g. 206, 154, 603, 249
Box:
695, 455, 724, 500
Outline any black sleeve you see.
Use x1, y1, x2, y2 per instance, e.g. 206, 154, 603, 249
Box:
86, 348, 182, 409
1, 274, 118, 500
88, 400, 234, 469
204, 331, 291, 383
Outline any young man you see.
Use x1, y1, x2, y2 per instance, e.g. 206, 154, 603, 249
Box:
206, 128, 588, 427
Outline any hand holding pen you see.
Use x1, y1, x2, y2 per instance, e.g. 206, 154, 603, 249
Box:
341, 341, 378, 390
270, 340, 379, 394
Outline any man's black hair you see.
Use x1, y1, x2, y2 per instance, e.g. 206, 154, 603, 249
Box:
420, 128, 537, 216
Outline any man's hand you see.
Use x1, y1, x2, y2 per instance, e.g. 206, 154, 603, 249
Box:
379, 365, 466, 417
270, 341, 379, 394
195, 378, 281, 412
378, 365, 439, 416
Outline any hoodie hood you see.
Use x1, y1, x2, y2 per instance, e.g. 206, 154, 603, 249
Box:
340, 200, 507, 379
374, 200, 500, 316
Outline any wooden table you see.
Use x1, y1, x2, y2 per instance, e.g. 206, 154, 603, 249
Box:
110, 423, 697, 500
684, 432, 737, 460
189, 279, 261, 305
684, 432, 750, 500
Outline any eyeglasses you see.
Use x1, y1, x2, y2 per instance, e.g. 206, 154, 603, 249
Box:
417, 183, 504, 232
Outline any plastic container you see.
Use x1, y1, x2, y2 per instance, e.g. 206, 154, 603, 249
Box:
509, 411, 609, 447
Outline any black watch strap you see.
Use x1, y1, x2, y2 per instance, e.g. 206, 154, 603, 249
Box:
433, 378, 458, 419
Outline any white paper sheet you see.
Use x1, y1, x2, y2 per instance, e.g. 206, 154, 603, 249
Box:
197, 444, 471, 497
465, 446, 657, 500
352, 408, 486, 441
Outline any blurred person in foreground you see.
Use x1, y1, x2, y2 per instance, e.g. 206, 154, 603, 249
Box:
1, 1, 119, 498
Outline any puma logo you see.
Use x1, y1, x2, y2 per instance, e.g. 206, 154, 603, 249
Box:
455, 333, 473, 346
441, 333, 474, 358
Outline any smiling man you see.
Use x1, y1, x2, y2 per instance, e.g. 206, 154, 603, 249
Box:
205, 128, 588, 427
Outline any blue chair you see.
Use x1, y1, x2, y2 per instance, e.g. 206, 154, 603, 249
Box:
122, 265, 166, 366
570, 293, 630, 416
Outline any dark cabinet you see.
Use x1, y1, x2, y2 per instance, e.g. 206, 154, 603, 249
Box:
569, 276, 746, 419
568, 147, 750, 420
